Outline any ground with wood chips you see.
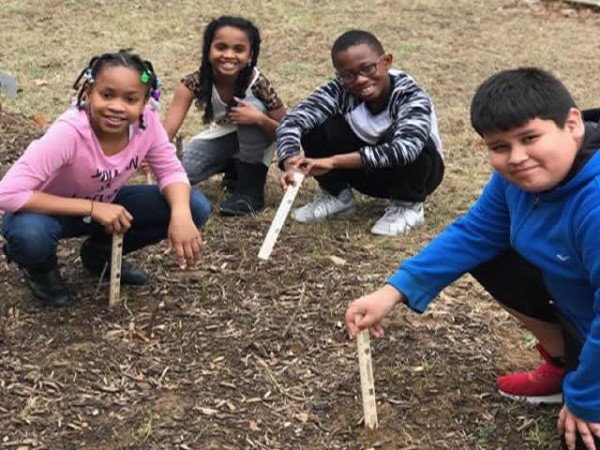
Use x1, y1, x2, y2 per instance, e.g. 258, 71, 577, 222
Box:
2, 0, 600, 449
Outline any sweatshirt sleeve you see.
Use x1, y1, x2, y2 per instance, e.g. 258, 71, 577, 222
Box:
142, 108, 190, 190
563, 185, 600, 423
388, 172, 512, 312
276, 79, 345, 166
359, 72, 435, 170
0, 121, 77, 212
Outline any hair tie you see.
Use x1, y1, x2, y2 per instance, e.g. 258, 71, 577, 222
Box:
83, 68, 94, 85
141, 70, 152, 84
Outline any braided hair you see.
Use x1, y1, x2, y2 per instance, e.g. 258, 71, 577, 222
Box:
195, 16, 261, 124
72, 50, 161, 129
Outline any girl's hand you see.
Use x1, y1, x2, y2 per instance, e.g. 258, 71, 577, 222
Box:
345, 285, 404, 339
298, 157, 335, 177
559, 405, 600, 450
91, 202, 133, 234
166, 215, 202, 269
227, 99, 265, 125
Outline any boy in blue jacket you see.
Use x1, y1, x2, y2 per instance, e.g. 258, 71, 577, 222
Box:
345, 68, 600, 450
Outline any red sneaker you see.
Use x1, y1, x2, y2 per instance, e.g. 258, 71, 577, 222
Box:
497, 343, 565, 404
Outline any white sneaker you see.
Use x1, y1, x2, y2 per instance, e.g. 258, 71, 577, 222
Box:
370, 201, 425, 236
292, 188, 357, 223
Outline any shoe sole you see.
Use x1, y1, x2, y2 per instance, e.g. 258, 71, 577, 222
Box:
293, 205, 358, 223
498, 389, 563, 405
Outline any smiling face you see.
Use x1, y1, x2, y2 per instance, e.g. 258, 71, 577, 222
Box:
483, 109, 585, 192
86, 65, 148, 142
209, 25, 252, 78
333, 43, 392, 110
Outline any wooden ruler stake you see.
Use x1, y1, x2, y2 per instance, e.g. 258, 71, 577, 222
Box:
357, 325, 378, 430
258, 171, 304, 260
109, 234, 124, 307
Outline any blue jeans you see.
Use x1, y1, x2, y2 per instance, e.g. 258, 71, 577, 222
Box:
1, 185, 211, 272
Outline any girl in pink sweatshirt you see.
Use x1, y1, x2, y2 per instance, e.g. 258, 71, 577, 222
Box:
0, 50, 211, 307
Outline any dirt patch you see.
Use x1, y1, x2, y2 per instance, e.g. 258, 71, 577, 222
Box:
1, 109, 557, 449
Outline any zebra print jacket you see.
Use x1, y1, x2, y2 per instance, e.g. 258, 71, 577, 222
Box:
276, 69, 442, 170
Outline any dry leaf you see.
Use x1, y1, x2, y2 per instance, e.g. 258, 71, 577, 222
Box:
29, 114, 47, 128
328, 255, 347, 266
295, 412, 309, 423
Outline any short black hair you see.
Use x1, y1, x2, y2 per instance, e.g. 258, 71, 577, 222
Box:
470, 67, 576, 136
331, 29, 385, 61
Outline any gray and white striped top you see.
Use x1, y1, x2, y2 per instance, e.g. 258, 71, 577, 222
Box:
276, 69, 443, 170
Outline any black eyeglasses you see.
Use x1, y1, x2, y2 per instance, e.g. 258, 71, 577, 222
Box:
336, 55, 385, 84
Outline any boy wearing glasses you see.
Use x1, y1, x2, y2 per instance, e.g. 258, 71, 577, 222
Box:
276, 30, 444, 236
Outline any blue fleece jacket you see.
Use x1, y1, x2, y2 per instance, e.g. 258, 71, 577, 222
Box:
388, 150, 600, 423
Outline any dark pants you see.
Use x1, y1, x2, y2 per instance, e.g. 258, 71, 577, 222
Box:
300, 115, 444, 202
2, 185, 211, 272
470, 249, 598, 450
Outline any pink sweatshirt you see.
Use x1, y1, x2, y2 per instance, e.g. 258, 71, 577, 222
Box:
0, 106, 189, 213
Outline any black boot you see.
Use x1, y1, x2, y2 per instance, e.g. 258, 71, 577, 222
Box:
219, 161, 268, 216
3, 244, 73, 307
22, 267, 74, 307
220, 159, 238, 193
80, 237, 149, 286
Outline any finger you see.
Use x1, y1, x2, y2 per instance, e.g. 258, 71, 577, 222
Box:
175, 243, 186, 268
288, 157, 302, 168
281, 173, 294, 189
558, 409, 566, 434
591, 424, 600, 439
370, 323, 385, 338
118, 216, 131, 232
565, 418, 577, 450
577, 424, 597, 450
110, 220, 122, 235
192, 236, 202, 257
183, 242, 196, 266
287, 173, 297, 186
345, 309, 359, 339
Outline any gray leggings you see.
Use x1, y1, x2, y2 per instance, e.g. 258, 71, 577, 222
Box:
183, 100, 274, 185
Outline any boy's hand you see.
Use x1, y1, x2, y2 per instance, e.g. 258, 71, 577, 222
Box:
227, 99, 264, 125
280, 155, 304, 189
559, 405, 600, 450
91, 202, 133, 234
345, 285, 404, 339
166, 214, 202, 269
298, 156, 335, 177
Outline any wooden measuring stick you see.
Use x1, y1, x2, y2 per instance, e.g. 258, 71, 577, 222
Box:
108, 234, 124, 307
258, 171, 305, 260
356, 317, 378, 430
